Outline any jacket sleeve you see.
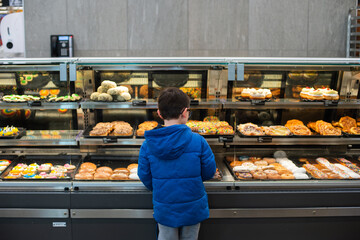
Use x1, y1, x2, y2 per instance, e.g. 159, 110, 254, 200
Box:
138, 141, 153, 191
200, 137, 216, 181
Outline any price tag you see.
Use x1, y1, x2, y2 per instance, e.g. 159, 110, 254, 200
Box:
27, 101, 42, 107
258, 137, 272, 143
103, 138, 117, 144
132, 100, 147, 106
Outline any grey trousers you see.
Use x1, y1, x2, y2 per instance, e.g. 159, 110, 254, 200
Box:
158, 223, 201, 240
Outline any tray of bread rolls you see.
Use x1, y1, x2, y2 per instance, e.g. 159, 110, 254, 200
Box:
83, 121, 134, 138
0, 155, 81, 181
300, 157, 360, 180
74, 155, 139, 181
224, 156, 310, 181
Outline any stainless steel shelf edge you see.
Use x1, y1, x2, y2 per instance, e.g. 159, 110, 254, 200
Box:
71, 207, 360, 219
0, 181, 72, 191
70, 209, 153, 219
0, 208, 69, 218
72, 181, 148, 191
230, 135, 360, 146
80, 101, 221, 109
0, 102, 79, 110
0, 139, 78, 146
223, 100, 360, 109
233, 180, 360, 189
209, 207, 360, 218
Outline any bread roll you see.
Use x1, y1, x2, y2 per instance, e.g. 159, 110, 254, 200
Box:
127, 163, 138, 171
113, 168, 130, 174
96, 166, 113, 174
75, 173, 93, 180
80, 162, 97, 170
110, 173, 128, 180
94, 172, 111, 180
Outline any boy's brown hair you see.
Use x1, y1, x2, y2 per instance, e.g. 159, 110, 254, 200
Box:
158, 87, 190, 120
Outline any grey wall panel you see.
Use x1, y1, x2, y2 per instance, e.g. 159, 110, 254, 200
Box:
24, 0, 68, 57
127, 50, 188, 57
127, 0, 188, 50
67, 0, 127, 53
308, 0, 354, 57
188, 49, 249, 57
189, 0, 249, 51
249, 0, 309, 53
24, 0, 355, 57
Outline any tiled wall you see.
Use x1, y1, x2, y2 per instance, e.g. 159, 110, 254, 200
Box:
25, 0, 355, 57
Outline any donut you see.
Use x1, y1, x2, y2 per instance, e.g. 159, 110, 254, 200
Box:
263, 158, 276, 164
226, 156, 237, 162
79, 168, 95, 174
254, 160, 268, 167
267, 173, 282, 180
129, 173, 140, 180
253, 171, 267, 179
230, 161, 242, 167
236, 172, 253, 180
264, 169, 278, 175
64, 164, 76, 171
281, 173, 295, 179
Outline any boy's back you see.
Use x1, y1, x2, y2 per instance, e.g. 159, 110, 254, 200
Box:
139, 124, 215, 227
137, 87, 216, 239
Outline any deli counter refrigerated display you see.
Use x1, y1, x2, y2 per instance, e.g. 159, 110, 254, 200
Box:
0, 57, 359, 240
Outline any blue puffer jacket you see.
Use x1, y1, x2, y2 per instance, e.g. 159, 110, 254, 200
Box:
138, 124, 216, 228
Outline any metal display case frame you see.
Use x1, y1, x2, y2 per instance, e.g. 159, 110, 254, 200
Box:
0, 57, 360, 240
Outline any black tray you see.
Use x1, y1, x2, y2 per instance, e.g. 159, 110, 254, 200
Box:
224, 157, 311, 181
74, 155, 139, 181
0, 155, 82, 181
0, 128, 26, 139
237, 129, 342, 138
83, 125, 134, 139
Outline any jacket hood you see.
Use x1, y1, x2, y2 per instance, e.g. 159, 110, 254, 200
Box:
144, 124, 192, 160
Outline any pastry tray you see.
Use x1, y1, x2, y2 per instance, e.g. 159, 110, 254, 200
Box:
0, 155, 82, 181
224, 157, 311, 181
235, 96, 272, 105
74, 155, 139, 181
299, 156, 359, 180
0, 128, 26, 139
0, 155, 18, 174
237, 130, 342, 138
83, 125, 134, 139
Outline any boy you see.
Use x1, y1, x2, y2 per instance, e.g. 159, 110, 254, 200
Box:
138, 87, 216, 240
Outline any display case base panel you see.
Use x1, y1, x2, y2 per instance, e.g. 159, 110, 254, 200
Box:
0, 192, 70, 208
199, 217, 360, 240
71, 219, 157, 240
0, 218, 71, 240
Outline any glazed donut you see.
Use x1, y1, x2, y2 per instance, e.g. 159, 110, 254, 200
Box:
267, 173, 282, 180
264, 169, 278, 175
230, 161, 242, 167
236, 172, 253, 180
263, 158, 276, 164
281, 173, 295, 179
276, 169, 292, 175
249, 157, 262, 161
254, 160, 268, 167
253, 171, 267, 179
260, 165, 275, 170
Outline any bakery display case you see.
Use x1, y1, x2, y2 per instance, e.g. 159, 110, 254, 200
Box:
0, 57, 360, 240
